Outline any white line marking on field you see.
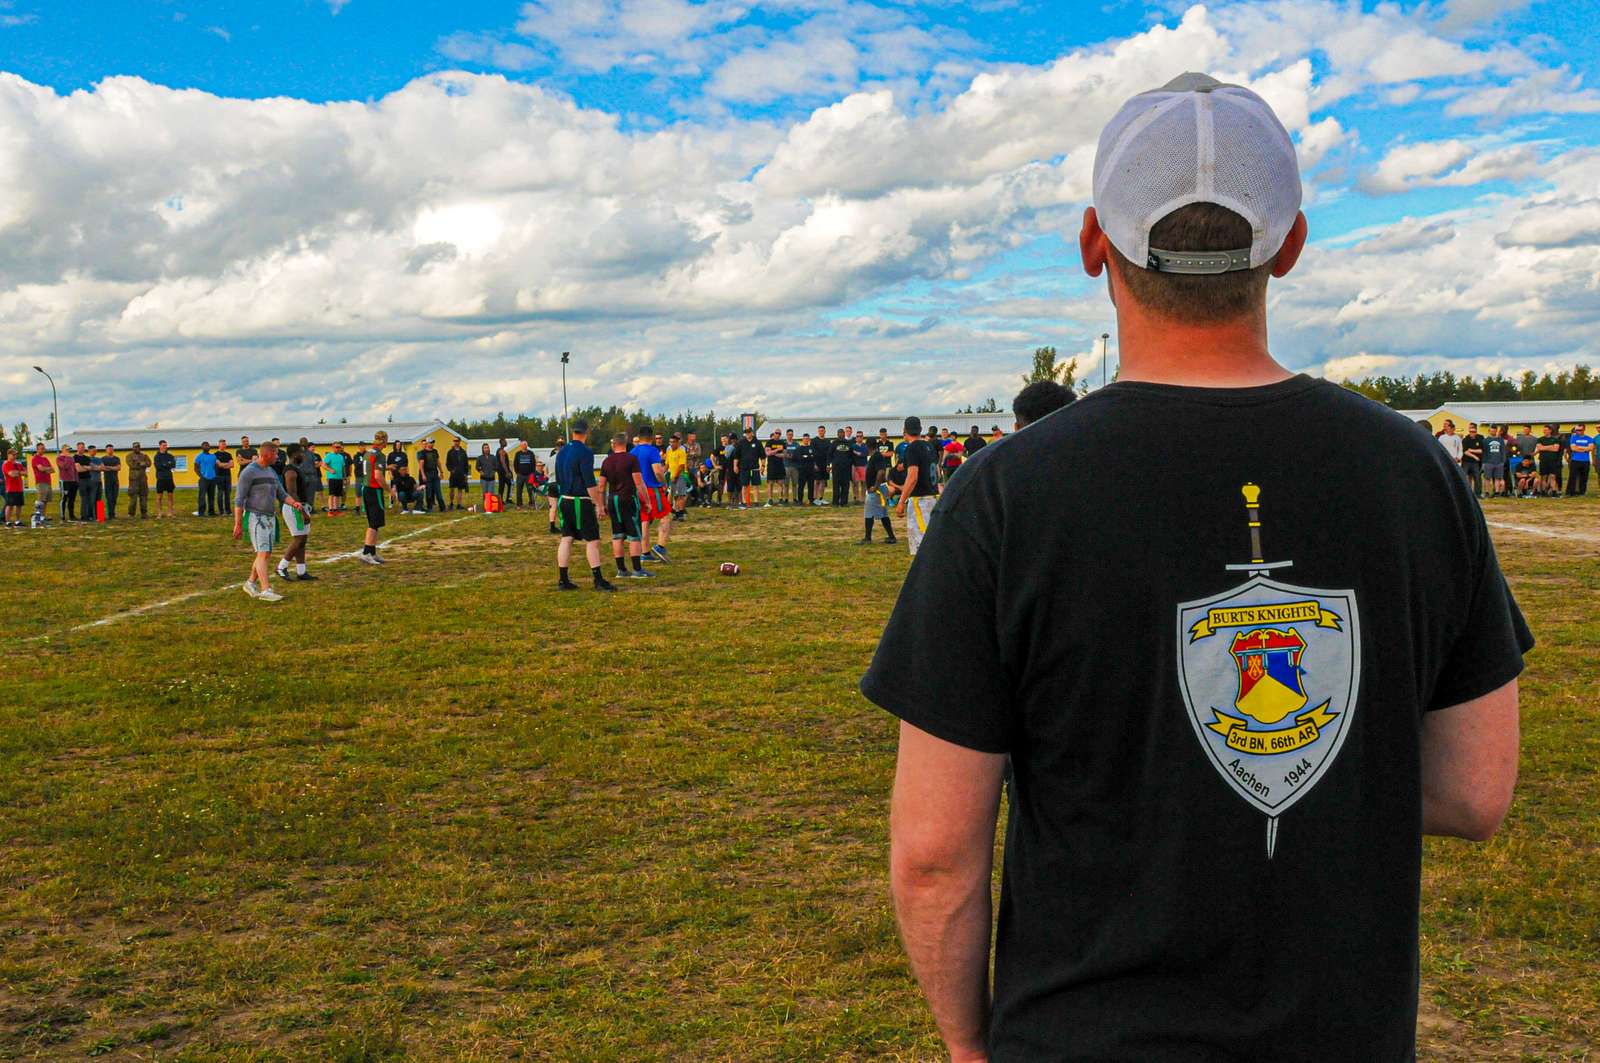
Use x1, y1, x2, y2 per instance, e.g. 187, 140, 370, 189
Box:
25, 514, 484, 641
1487, 520, 1600, 545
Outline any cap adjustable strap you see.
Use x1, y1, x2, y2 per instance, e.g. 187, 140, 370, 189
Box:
1146, 247, 1254, 274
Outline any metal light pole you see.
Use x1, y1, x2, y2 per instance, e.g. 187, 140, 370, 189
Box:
1100, 333, 1111, 388
33, 366, 58, 447
559, 352, 571, 440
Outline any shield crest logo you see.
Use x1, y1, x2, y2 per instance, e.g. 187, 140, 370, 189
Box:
1175, 485, 1362, 857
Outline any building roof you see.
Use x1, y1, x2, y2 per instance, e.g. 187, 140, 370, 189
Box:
50, 420, 465, 451
755, 413, 1013, 438
1424, 399, 1600, 425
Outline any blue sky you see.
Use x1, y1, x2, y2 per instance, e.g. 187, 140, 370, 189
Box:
2, 0, 1599, 429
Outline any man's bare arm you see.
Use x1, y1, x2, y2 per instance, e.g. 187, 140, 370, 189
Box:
890, 720, 1006, 1062
1422, 678, 1519, 840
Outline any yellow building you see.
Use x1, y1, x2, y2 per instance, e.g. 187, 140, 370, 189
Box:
1409, 400, 1600, 435
51, 420, 468, 490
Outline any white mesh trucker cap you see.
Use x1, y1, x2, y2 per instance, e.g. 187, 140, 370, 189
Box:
1092, 72, 1301, 275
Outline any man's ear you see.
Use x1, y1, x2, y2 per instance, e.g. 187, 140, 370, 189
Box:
1079, 207, 1109, 278
1271, 211, 1309, 278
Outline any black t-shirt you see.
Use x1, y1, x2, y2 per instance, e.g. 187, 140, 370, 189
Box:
829, 438, 854, 471
212, 450, 232, 477
861, 375, 1532, 1061
1460, 433, 1484, 463
387, 450, 408, 471
154, 452, 177, 476
865, 449, 892, 487
901, 439, 936, 496
735, 438, 765, 468
964, 434, 986, 455
513, 449, 536, 474
1537, 435, 1561, 466
446, 447, 468, 473
236, 446, 258, 463
420, 448, 442, 475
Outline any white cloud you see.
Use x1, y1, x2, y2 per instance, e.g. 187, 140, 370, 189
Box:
1359, 138, 1539, 193
2, 0, 1598, 427
437, 31, 542, 72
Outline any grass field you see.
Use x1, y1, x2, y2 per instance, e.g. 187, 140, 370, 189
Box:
1, 493, 1595, 1060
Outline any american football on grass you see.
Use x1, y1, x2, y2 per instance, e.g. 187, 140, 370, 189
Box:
719, 562, 740, 576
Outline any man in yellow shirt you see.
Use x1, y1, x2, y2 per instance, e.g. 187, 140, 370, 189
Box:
664, 433, 690, 521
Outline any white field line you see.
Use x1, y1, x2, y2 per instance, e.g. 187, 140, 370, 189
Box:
1486, 520, 1600, 545
26, 513, 482, 641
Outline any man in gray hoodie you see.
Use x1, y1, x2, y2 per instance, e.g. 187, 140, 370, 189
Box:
233, 442, 308, 602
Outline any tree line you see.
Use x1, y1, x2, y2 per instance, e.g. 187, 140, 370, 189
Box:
445, 406, 762, 450
1338, 365, 1598, 409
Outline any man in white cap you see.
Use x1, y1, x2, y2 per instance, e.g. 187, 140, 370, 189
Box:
864, 73, 1530, 1061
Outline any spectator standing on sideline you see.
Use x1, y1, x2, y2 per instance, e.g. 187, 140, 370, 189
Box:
125, 441, 151, 518
474, 444, 498, 509
1461, 423, 1485, 498
1435, 419, 1463, 470
99, 444, 122, 519
1012, 380, 1075, 430
418, 439, 445, 513
236, 436, 258, 468
513, 441, 538, 507
1, 449, 23, 527
764, 431, 787, 507
863, 73, 1528, 1063
154, 440, 177, 518
810, 426, 831, 505
1482, 427, 1508, 499
56, 445, 78, 521
75, 444, 102, 522
734, 426, 764, 510
783, 430, 802, 503
829, 428, 854, 508
446, 438, 470, 510
193, 442, 217, 517
792, 432, 813, 506
29, 443, 53, 522
553, 420, 616, 593
323, 442, 349, 516
495, 438, 513, 505
212, 440, 234, 516
851, 430, 870, 503
1536, 424, 1562, 496
964, 425, 987, 458
666, 433, 690, 520
233, 442, 305, 602
1512, 425, 1537, 496
1566, 424, 1593, 496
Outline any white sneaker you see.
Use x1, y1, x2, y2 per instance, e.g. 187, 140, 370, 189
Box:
257, 588, 285, 602
242, 580, 260, 598
359, 552, 382, 565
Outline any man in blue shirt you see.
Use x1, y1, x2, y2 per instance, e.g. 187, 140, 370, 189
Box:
193, 442, 218, 517
554, 420, 615, 593
631, 425, 672, 562
1566, 423, 1593, 497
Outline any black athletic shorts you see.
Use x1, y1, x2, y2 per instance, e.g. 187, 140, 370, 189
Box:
3, 491, 21, 507
607, 494, 642, 542
557, 496, 600, 542
1539, 456, 1561, 475
361, 486, 386, 530
155, 477, 175, 494
449, 472, 468, 490
327, 478, 345, 497
741, 468, 762, 487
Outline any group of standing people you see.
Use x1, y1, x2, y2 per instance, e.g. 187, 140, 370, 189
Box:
1434, 420, 1593, 498
2, 439, 178, 526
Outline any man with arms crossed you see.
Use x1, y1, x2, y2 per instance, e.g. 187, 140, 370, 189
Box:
601, 433, 653, 580
0, 449, 23, 527
1535, 424, 1563, 497
733, 426, 764, 510
56, 445, 78, 521
1566, 423, 1593, 496
153, 441, 177, 517
863, 74, 1530, 1063
446, 438, 470, 510
124, 442, 151, 518
554, 420, 616, 593
234, 442, 307, 602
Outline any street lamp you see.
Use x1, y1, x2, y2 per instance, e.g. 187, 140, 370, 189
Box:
33, 366, 58, 447
559, 352, 571, 440
1100, 333, 1111, 388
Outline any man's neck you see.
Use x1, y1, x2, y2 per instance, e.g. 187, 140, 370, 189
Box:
1113, 306, 1293, 388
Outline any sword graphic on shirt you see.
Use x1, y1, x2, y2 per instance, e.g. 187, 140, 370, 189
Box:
1175, 484, 1361, 860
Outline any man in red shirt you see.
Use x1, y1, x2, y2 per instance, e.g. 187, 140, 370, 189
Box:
1, 449, 25, 527
29, 443, 53, 522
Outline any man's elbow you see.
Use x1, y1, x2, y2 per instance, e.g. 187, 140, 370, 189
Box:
1428, 784, 1514, 842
